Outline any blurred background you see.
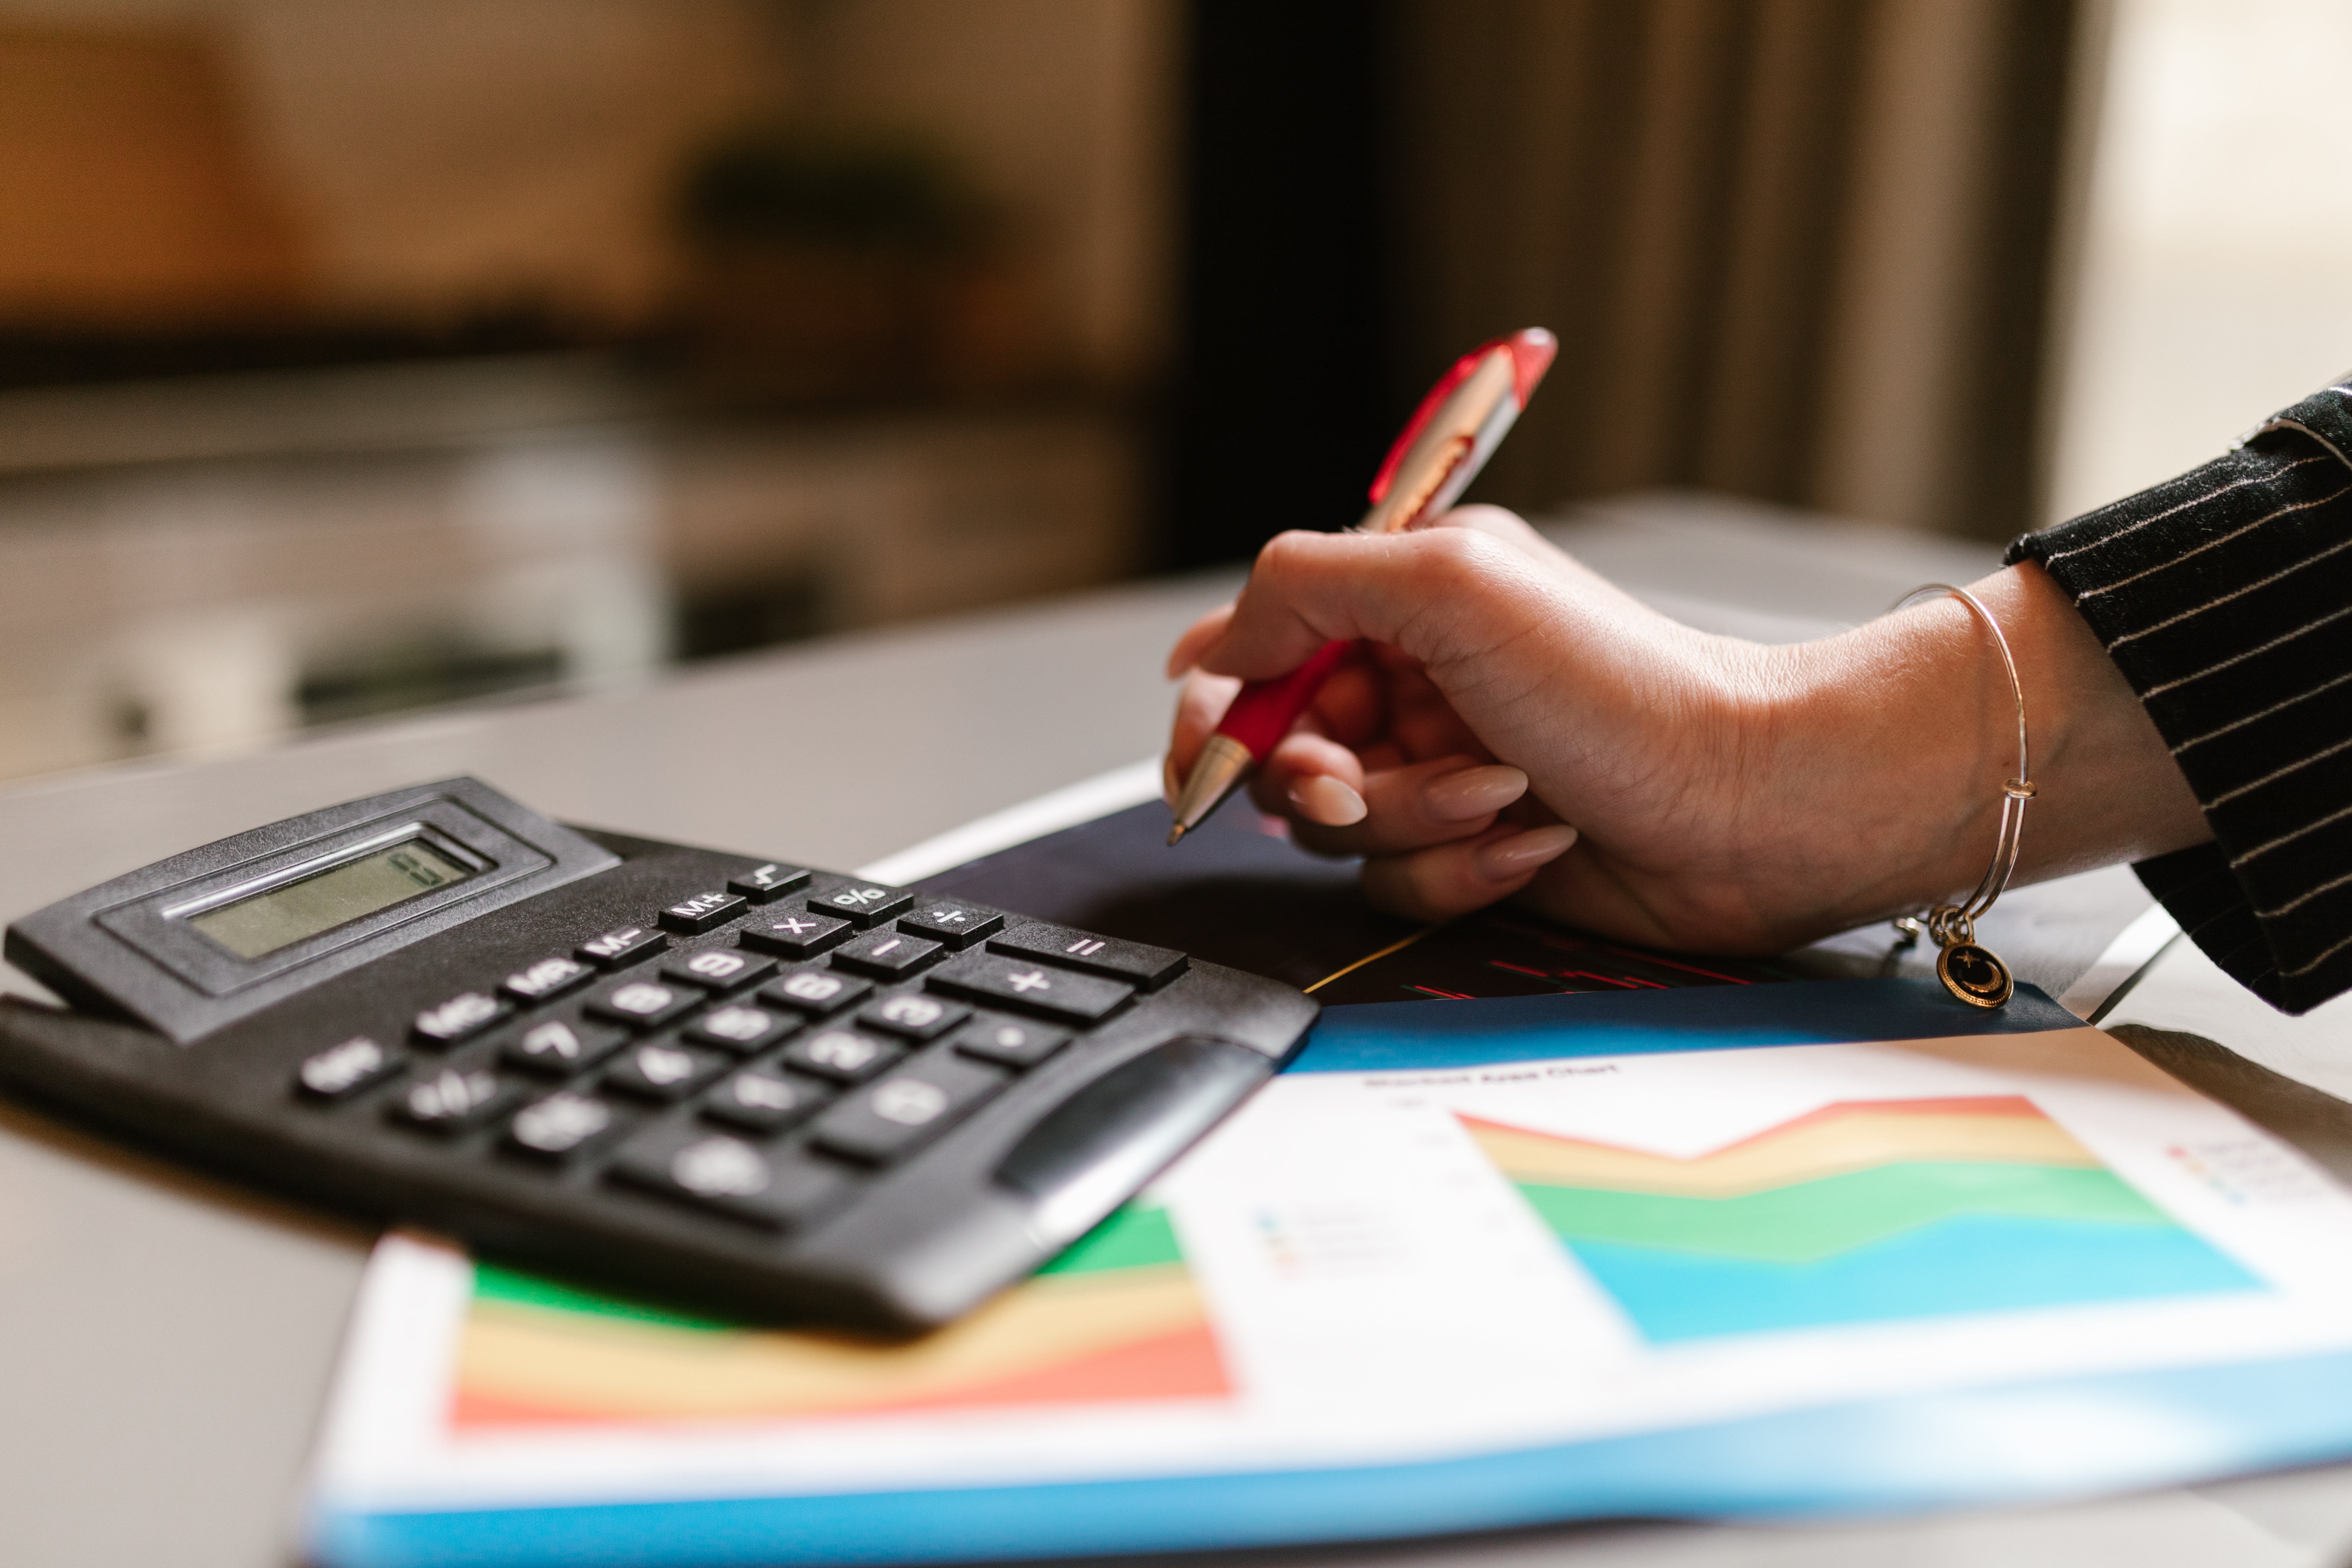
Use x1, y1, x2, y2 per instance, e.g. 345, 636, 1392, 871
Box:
0, 0, 2345, 785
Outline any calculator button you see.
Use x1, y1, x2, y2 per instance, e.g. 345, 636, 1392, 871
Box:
500, 956, 595, 1005
412, 991, 510, 1047
702, 1068, 834, 1134
609, 1125, 852, 1231
295, 1036, 403, 1099
576, 925, 666, 970
586, 979, 701, 1031
500, 1017, 627, 1076
781, 1027, 903, 1083
728, 863, 811, 903
928, 953, 1135, 1024
988, 925, 1189, 989
760, 969, 872, 1016
659, 891, 749, 934
951, 1015, 1071, 1070
686, 1003, 793, 1053
662, 948, 777, 992
507, 1092, 627, 1160
896, 903, 1005, 949
604, 1041, 730, 1102
738, 909, 851, 958
858, 993, 970, 1041
808, 882, 915, 929
811, 1054, 1010, 1165
830, 930, 943, 979
390, 1066, 519, 1133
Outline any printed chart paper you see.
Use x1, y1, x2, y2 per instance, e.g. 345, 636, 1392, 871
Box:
307, 981, 2352, 1568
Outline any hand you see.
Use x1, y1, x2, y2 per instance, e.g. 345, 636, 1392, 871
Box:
1163, 507, 2209, 951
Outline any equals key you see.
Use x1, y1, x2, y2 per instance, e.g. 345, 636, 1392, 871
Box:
987, 924, 1187, 989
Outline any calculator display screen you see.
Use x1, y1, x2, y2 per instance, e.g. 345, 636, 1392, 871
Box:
188, 842, 476, 959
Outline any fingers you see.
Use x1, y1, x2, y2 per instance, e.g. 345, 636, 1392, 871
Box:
1359, 823, 1581, 923
1276, 751, 1532, 856
1251, 730, 1367, 824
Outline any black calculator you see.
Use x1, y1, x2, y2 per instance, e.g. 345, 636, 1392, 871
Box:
0, 779, 1316, 1333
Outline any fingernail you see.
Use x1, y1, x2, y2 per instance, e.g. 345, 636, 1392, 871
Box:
1162, 754, 1180, 808
1476, 824, 1578, 879
1424, 764, 1528, 822
1290, 775, 1368, 827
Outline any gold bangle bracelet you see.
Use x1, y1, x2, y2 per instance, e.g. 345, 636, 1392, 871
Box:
1888, 583, 2037, 1008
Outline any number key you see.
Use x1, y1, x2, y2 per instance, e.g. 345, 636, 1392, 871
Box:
760, 969, 872, 1016
587, 979, 701, 1031
811, 1054, 1008, 1164
500, 1017, 627, 1076
781, 1027, 903, 1083
507, 1092, 627, 1160
686, 1003, 793, 1053
604, 1041, 729, 1102
389, 1066, 518, 1133
662, 948, 777, 992
859, 993, 970, 1041
608, 1124, 851, 1230
702, 1068, 834, 1134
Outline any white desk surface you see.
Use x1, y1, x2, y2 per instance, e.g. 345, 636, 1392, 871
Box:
6, 493, 2350, 1568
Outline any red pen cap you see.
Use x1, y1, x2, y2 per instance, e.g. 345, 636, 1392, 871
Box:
1367, 328, 1556, 506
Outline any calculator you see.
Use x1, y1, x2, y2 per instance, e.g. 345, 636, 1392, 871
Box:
0, 779, 1317, 1332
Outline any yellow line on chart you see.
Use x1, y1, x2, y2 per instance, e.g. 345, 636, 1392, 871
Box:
1305, 925, 1438, 994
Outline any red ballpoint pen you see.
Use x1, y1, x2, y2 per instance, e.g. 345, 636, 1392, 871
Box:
1167, 327, 1557, 846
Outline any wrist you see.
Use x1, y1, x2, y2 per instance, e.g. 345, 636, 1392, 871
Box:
1771, 563, 2208, 938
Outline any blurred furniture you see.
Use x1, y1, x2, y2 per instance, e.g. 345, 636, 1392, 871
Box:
6, 494, 2351, 1568
0, 354, 1137, 781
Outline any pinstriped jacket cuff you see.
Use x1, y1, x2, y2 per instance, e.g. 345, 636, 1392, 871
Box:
2006, 375, 2352, 1014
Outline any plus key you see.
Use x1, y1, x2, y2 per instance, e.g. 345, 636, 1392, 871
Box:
926, 952, 1134, 1024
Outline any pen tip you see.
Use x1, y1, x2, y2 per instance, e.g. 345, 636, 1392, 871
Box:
1165, 823, 1186, 847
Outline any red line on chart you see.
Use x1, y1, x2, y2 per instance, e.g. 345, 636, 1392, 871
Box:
1485, 961, 1551, 978
1596, 946, 1754, 985
1555, 970, 1653, 990
1408, 985, 1475, 1000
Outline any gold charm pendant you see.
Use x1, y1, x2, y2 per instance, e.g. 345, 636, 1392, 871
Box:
1926, 907, 2012, 1009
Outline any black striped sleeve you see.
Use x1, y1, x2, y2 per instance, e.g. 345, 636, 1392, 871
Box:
2006, 372, 2352, 1014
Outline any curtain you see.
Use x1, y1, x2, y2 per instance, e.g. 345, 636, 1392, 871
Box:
1387, 0, 2092, 541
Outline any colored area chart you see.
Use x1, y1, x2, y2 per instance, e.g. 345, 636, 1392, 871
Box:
452, 1203, 1230, 1429
1462, 1097, 2263, 1342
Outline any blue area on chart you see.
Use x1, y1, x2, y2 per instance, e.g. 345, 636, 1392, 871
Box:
1287, 977, 2082, 1074
1565, 1214, 2265, 1344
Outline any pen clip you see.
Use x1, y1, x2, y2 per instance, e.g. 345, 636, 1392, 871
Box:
1363, 329, 1556, 532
